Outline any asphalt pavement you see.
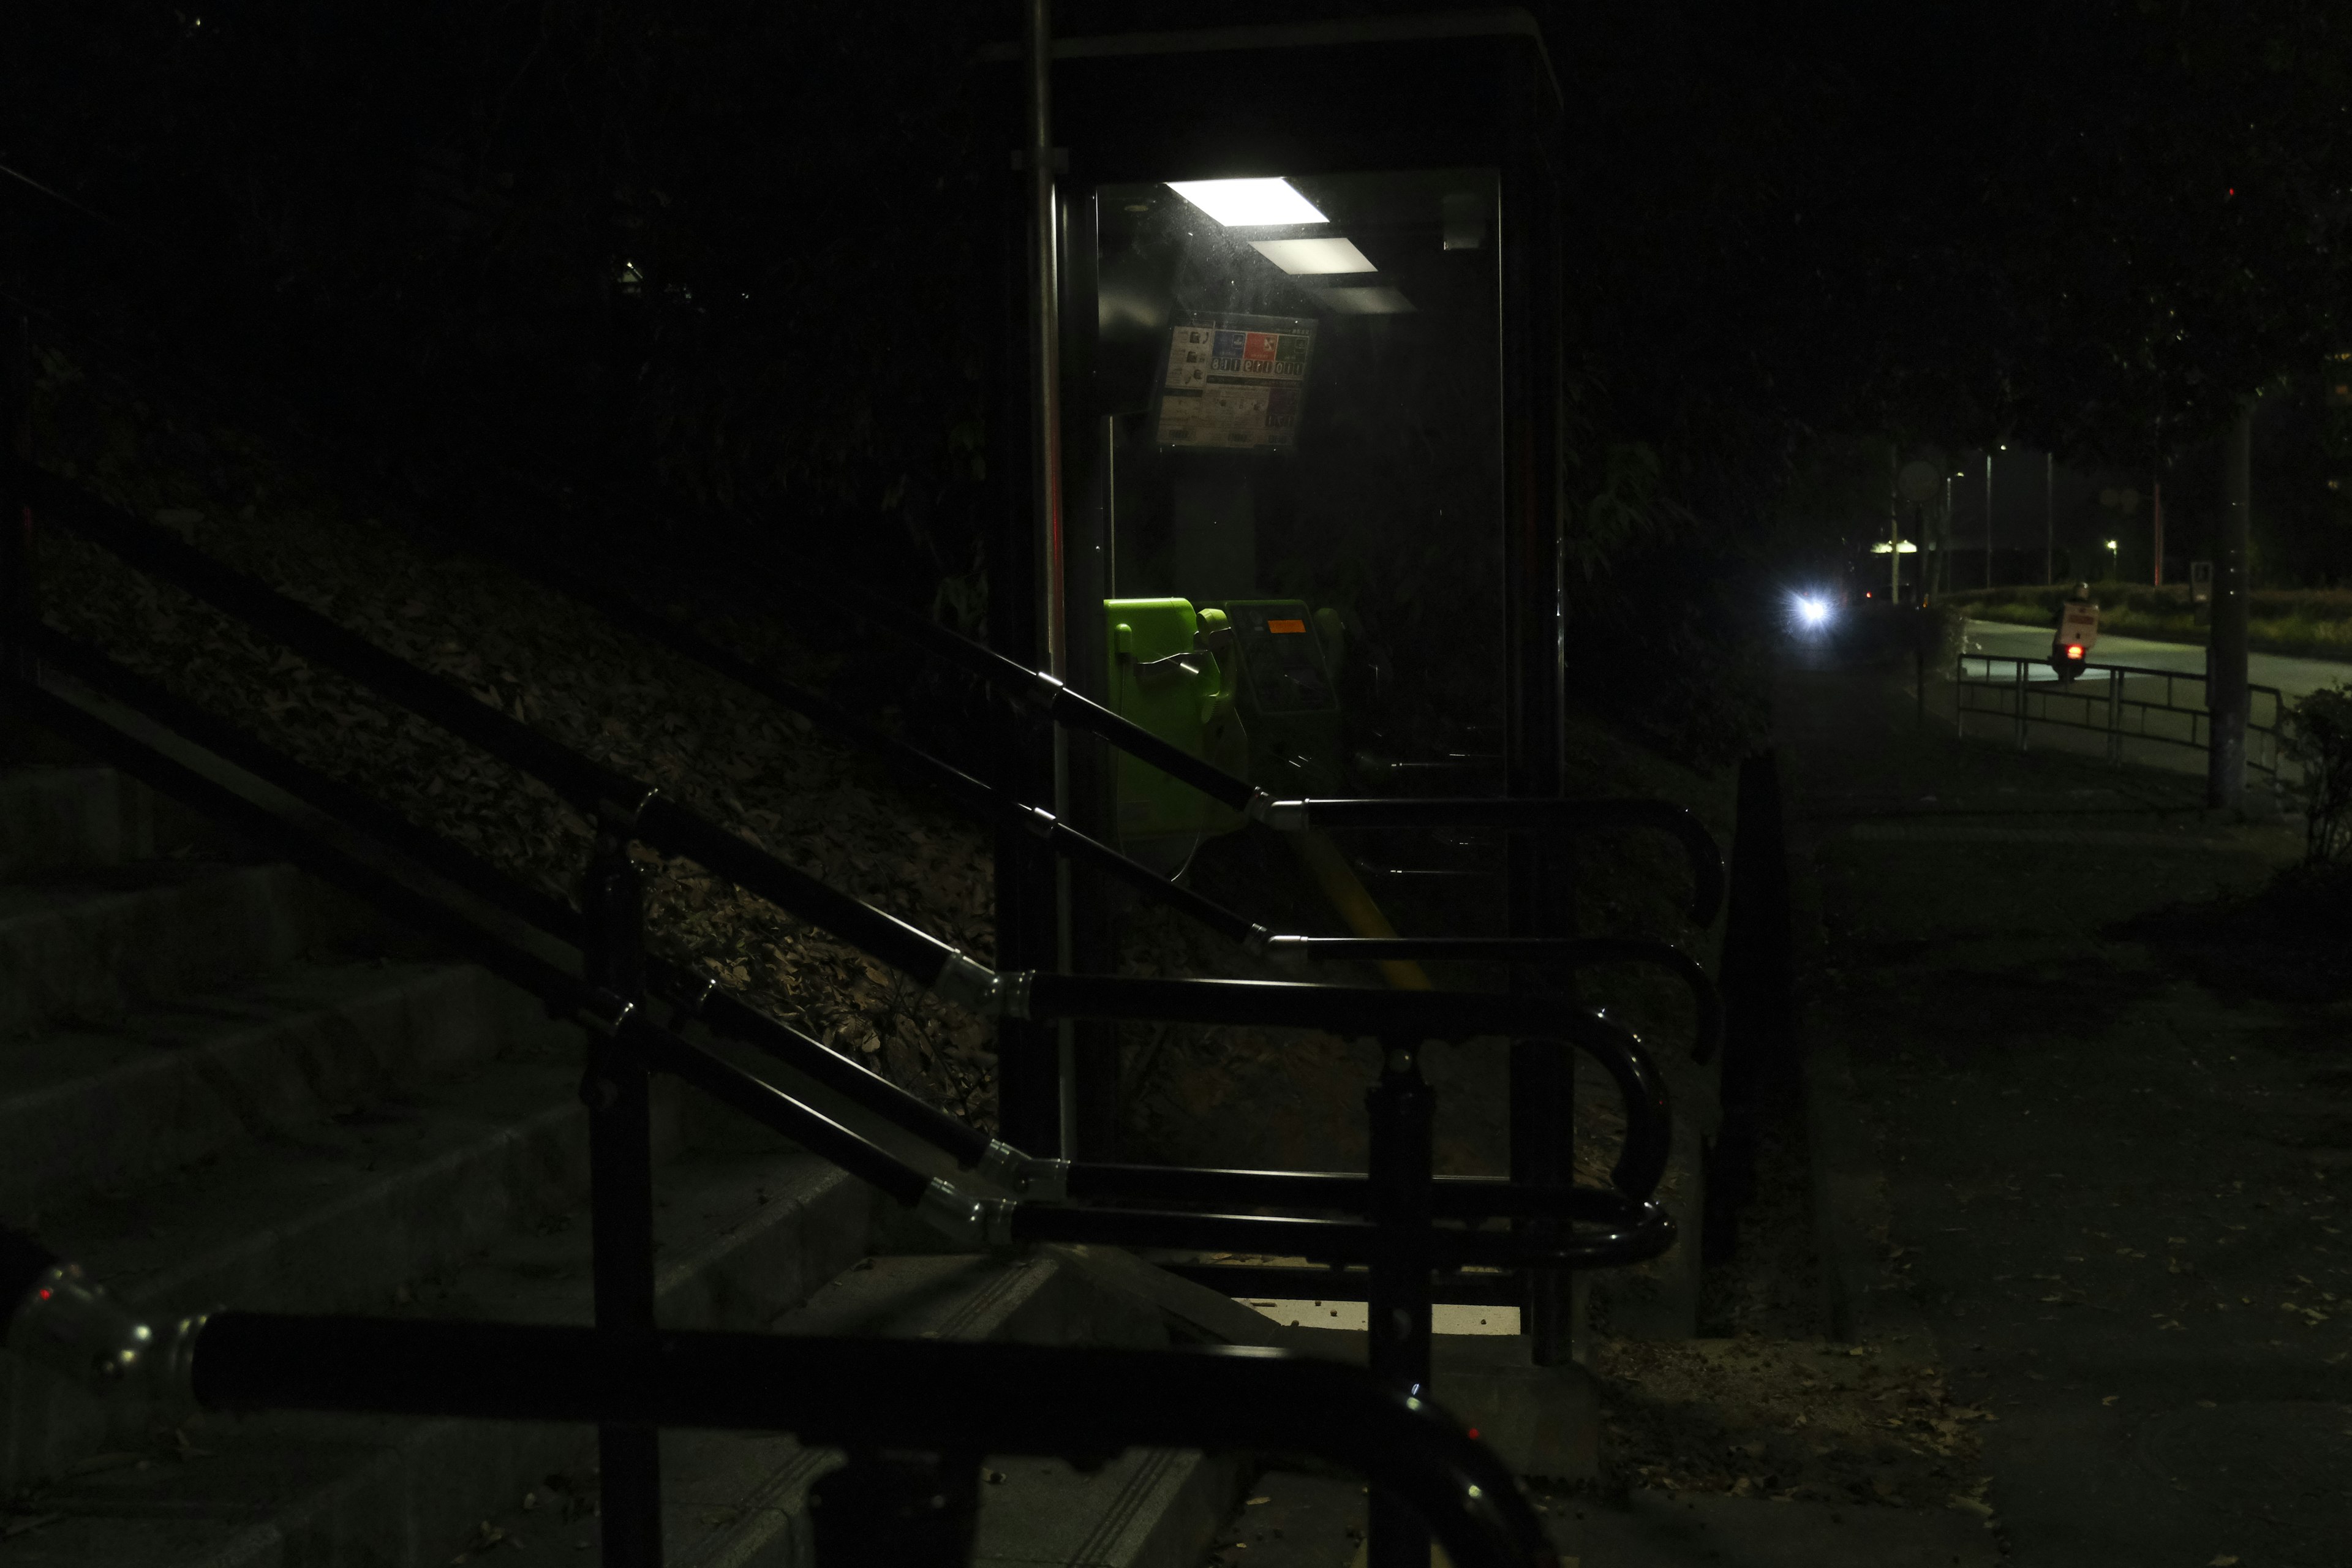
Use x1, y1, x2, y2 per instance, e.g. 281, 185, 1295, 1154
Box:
1779, 644, 2350, 1568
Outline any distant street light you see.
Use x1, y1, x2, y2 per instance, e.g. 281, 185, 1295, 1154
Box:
2106, 537, 2120, 578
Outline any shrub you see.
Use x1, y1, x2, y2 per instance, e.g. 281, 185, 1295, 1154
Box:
2282, 682, 2352, 865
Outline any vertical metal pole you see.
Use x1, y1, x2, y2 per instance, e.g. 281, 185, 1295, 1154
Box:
1023, 0, 1075, 1155
1025, 0, 1064, 688
1510, 1027, 1569, 1364
2044, 451, 2054, 586
1365, 1039, 1435, 1568
1, 309, 32, 702
2108, 668, 2122, 763
1887, 446, 1901, 603
1985, 453, 1995, 589
2152, 480, 2164, 587
2014, 660, 2027, 751
582, 808, 662, 1568
2207, 396, 2252, 809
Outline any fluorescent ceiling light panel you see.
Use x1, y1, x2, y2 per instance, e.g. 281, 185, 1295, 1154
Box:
1249, 237, 1376, 274
1316, 286, 1415, 315
1167, 178, 1327, 227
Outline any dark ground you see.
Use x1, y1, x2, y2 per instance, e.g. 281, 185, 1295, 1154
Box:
1781, 646, 2350, 1568
1198, 641, 2350, 1566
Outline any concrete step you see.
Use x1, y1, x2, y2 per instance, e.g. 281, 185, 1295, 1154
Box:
0, 764, 230, 878
0, 862, 316, 1036
0, 1050, 605, 1491
0, 766, 142, 876
2, 1145, 875, 1567
0, 957, 568, 1218
434, 1248, 1236, 1568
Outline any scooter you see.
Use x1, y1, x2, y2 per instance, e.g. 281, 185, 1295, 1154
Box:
2049, 584, 2099, 684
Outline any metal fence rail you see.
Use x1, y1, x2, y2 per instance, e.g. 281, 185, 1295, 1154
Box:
1953, 654, 2283, 775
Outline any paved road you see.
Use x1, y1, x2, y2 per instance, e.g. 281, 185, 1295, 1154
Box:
1779, 652, 2348, 1567
1962, 619, 2350, 701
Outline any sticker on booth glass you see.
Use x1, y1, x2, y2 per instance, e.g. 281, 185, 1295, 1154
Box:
1158, 314, 1317, 453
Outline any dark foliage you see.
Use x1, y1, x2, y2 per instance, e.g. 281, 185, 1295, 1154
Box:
7, 1, 2348, 761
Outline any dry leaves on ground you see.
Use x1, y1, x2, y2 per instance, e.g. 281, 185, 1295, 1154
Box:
1597, 1336, 1993, 1515
31, 357, 1000, 1124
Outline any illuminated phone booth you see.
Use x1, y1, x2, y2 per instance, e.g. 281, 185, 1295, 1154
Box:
989, 13, 1566, 1157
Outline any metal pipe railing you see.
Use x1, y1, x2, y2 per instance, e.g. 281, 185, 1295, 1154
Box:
0, 1239, 1553, 1568
6, 202, 1656, 1568
29, 624, 1000, 1167
23, 440, 1681, 1564
676, 513, 1728, 924
18, 657, 1674, 1241
1953, 651, 2286, 775
1267, 933, 1721, 1063
32, 480, 1706, 1088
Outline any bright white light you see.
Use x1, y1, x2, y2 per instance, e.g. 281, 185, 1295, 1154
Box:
1796, 596, 1830, 627
1869, 541, 1920, 554
1167, 178, 1327, 227
1248, 237, 1374, 274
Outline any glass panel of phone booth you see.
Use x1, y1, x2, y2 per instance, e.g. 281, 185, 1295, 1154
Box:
1095, 170, 1509, 945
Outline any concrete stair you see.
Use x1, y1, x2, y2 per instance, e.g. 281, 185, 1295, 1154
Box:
0, 758, 1243, 1567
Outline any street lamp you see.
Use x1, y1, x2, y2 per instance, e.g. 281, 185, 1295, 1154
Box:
2106, 538, 2120, 579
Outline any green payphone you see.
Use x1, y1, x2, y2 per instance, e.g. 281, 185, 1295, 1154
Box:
1102, 597, 1246, 869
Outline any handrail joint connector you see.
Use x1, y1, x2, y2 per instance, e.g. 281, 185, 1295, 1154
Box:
978, 1139, 1070, 1200
1247, 795, 1304, 830
916, 1177, 1019, 1248
930, 954, 1033, 1020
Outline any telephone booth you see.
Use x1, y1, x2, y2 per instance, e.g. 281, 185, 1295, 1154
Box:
988, 12, 1569, 1164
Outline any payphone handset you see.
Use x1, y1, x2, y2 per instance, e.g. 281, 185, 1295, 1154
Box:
1106, 599, 1248, 852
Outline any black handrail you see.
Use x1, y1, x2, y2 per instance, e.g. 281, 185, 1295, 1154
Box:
1269, 933, 1721, 1063
1, 168, 1640, 1568
28, 477, 1674, 1128
26, 625, 1675, 1227
16, 322, 1721, 1032
18, 660, 1673, 1250
458, 527, 1727, 1030
1266, 796, 1724, 925
9, 183, 1722, 940
1020, 976, 1668, 1170
28, 622, 997, 1166
28, 470, 1703, 1090
456, 531, 1280, 952
698, 522, 1725, 924
1064, 1167, 1657, 1221
682, 522, 1731, 926
0, 1244, 1551, 1568
29, 471, 973, 982
12, 674, 957, 1203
